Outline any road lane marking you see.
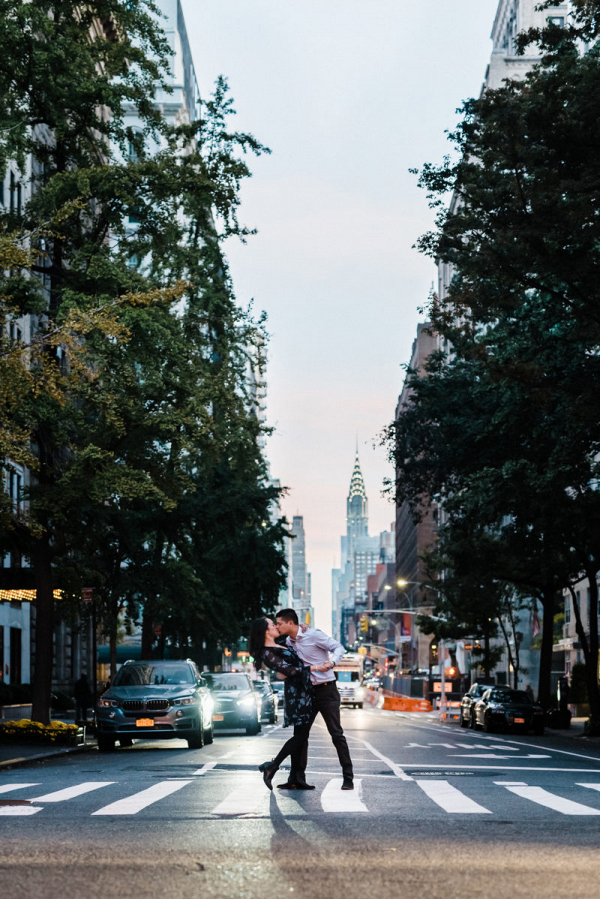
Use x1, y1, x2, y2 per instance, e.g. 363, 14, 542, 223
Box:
502, 785, 600, 815
31, 782, 115, 803
92, 780, 192, 816
193, 762, 218, 776
388, 716, 600, 763
211, 774, 266, 815
0, 805, 42, 816
494, 781, 527, 786
416, 780, 491, 814
353, 739, 413, 782
577, 783, 600, 793
0, 784, 40, 795
449, 754, 551, 760
321, 779, 367, 813
402, 764, 600, 772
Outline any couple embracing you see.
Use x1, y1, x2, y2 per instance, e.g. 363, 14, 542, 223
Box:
249, 609, 354, 792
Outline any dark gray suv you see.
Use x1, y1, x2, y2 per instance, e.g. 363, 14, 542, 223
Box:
96, 659, 214, 751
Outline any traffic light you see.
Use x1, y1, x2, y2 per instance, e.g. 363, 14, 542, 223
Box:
360, 616, 368, 633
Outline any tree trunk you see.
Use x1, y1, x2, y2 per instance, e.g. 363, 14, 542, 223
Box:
31, 529, 54, 725
109, 616, 118, 681
537, 587, 555, 709
141, 605, 154, 658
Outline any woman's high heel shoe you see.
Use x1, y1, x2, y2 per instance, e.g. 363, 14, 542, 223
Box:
258, 760, 278, 791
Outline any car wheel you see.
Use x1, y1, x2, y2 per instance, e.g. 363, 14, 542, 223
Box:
469, 710, 477, 729
119, 737, 133, 748
357, 703, 363, 709
459, 711, 468, 728
187, 715, 205, 749
203, 722, 214, 745
246, 716, 261, 736
98, 734, 115, 752
483, 714, 495, 733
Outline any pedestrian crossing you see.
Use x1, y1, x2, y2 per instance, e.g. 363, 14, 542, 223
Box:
2, 775, 600, 818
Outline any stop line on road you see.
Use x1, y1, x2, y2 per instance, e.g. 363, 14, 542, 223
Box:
2, 774, 600, 818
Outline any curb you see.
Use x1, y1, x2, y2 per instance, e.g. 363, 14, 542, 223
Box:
0, 740, 97, 770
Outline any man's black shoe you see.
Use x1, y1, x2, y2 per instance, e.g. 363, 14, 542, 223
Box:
341, 779, 354, 791
293, 779, 315, 790
277, 781, 298, 790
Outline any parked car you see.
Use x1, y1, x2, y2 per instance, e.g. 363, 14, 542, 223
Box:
95, 659, 214, 751
271, 680, 285, 710
253, 680, 278, 724
203, 672, 262, 735
473, 687, 545, 735
460, 682, 503, 728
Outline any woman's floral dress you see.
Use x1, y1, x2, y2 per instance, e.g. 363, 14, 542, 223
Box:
262, 646, 314, 727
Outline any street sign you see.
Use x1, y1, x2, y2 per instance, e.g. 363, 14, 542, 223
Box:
82, 587, 93, 604
433, 682, 443, 692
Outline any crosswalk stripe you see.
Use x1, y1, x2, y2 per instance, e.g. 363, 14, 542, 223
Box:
0, 805, 42, 816
193, 763, 217, 776
321, 779, 367, 813
577, 783, 600, 793
0, 784, 40, 795
31, 782, 115, 803
211, 774, 266, 815
416, 780, 492, 814
92, 780, 192, 816
503, 785, 600, 815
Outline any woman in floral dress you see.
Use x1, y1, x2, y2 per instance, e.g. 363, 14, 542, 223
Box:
249, 617, 327, 790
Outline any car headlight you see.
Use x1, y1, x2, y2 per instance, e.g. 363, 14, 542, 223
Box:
172, 697, 196, 706
237, 696, 256, 709
98, 699, 118, 708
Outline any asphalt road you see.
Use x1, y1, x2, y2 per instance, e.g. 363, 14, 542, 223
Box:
2, 707, 600, 899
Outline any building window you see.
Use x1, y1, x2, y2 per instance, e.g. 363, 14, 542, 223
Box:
10, 627, 21, 684
565, 596, 570, 623
547, 16, 565, 26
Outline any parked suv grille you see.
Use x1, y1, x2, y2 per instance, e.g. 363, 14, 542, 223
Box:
122, 700, 144, 711
147, 699, 169, 711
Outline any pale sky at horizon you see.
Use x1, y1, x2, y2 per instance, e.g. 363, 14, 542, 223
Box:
181, 0, 500, 629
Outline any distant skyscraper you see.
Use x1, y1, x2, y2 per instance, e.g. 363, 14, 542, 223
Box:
291, 515, 314, 625
332, 451, 392, 643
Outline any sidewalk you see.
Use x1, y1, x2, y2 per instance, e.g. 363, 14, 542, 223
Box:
0, 715, 97, 770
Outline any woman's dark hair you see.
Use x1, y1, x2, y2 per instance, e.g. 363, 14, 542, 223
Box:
249, 618, 269, 670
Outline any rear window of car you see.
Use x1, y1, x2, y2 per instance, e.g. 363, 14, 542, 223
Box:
253, 682, 270, 693
203, 674, 250, 691
113, 664, 195, 686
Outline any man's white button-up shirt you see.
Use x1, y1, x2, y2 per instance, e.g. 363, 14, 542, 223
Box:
287, 627, 346, 685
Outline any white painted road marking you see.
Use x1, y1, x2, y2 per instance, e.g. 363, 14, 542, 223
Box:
503, 785, 600, 815
211, 774, 265, 815
0, 784, 40, 795
416, 780, 492, 814
0, 805, 42, 816
193, 762, 218, 776
31, 782, 115, 803
321, 779, 367, 813
577, 783, 600, 793
92, 780, 192, 816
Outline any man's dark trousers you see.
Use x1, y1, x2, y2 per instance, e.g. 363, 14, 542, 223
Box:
290, 681, 353, 781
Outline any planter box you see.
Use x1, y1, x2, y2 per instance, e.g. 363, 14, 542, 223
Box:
0, 724, 84, 746
1, 704, 33, 720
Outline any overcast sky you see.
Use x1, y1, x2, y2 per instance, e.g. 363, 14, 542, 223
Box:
181, 0, 500, 629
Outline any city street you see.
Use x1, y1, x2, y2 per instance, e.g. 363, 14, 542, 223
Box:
2, 708, 600, 899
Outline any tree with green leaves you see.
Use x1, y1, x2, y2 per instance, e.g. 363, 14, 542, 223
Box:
387, 5, 600, 724
0, 2, 286, 720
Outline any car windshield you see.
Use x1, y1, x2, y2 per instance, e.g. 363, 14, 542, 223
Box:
253, 683, 269, 693
271, 682, 284, 692
506, 690, 533, 704
113, 664, 194, 686
203, 674, 250, 691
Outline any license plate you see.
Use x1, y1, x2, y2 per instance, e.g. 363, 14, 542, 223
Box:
212, 715, 224, 721
136, 718, 154, 727
514, 717, 525, 724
